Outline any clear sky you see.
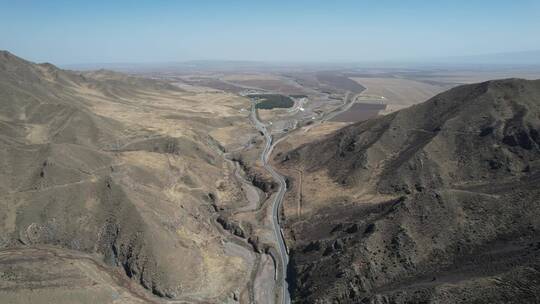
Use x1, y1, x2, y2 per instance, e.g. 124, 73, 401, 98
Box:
1, 0, 539, 65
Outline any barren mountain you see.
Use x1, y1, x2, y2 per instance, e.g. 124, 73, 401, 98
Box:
0, 51, 258, 303
276, 79, 540, 303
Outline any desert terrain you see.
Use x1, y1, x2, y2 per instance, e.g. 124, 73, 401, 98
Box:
2, 50, 540, 304
0, 51, 271, 303
274, 78, 540, 303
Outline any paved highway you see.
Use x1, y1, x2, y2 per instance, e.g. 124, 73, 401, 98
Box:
250, 103, 290, 304
248, 91, 357, 303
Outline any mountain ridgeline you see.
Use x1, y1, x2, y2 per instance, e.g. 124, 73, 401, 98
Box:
278, 79, 540, 303
2, 49, 540, 303
0, 51, 253, 303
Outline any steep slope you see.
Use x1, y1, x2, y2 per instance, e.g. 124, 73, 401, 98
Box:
276, 79, 540, 303
0, 51, 255, 302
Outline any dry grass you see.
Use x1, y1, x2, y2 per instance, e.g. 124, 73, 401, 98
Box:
273, 121, 348, 156
412, 70, 540, 85
74, 80, 257, 153
1, 59, 261, 302
351, 77, 446, 106
0, 247, 151, 304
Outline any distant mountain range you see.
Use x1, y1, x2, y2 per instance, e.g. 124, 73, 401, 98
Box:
418, 50, 540, 66
60, 50, 540, 73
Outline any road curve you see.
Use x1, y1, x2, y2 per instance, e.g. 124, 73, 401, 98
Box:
249, 103, 291, 304
248, 91, 358, 304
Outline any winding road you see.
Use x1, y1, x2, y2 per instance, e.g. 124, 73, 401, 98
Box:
247, 91, 359, 304
249, 103, 291, 304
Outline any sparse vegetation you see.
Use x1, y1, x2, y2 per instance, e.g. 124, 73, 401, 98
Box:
278, 79, 540, 303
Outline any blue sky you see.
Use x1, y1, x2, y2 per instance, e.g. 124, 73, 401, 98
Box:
1, 0, 539, 64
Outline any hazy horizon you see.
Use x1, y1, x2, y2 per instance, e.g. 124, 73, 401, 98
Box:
1, 0, 540, 65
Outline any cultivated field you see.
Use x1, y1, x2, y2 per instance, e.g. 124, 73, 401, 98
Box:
331, 103, 386, 122
351, 77, 447, 106
223, 73, 307, 94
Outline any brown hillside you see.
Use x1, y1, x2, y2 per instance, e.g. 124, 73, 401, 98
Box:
277, 79, 540, 303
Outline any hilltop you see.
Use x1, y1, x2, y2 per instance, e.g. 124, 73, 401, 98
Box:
276, 78, 540, 303
0, 51, 258, 303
